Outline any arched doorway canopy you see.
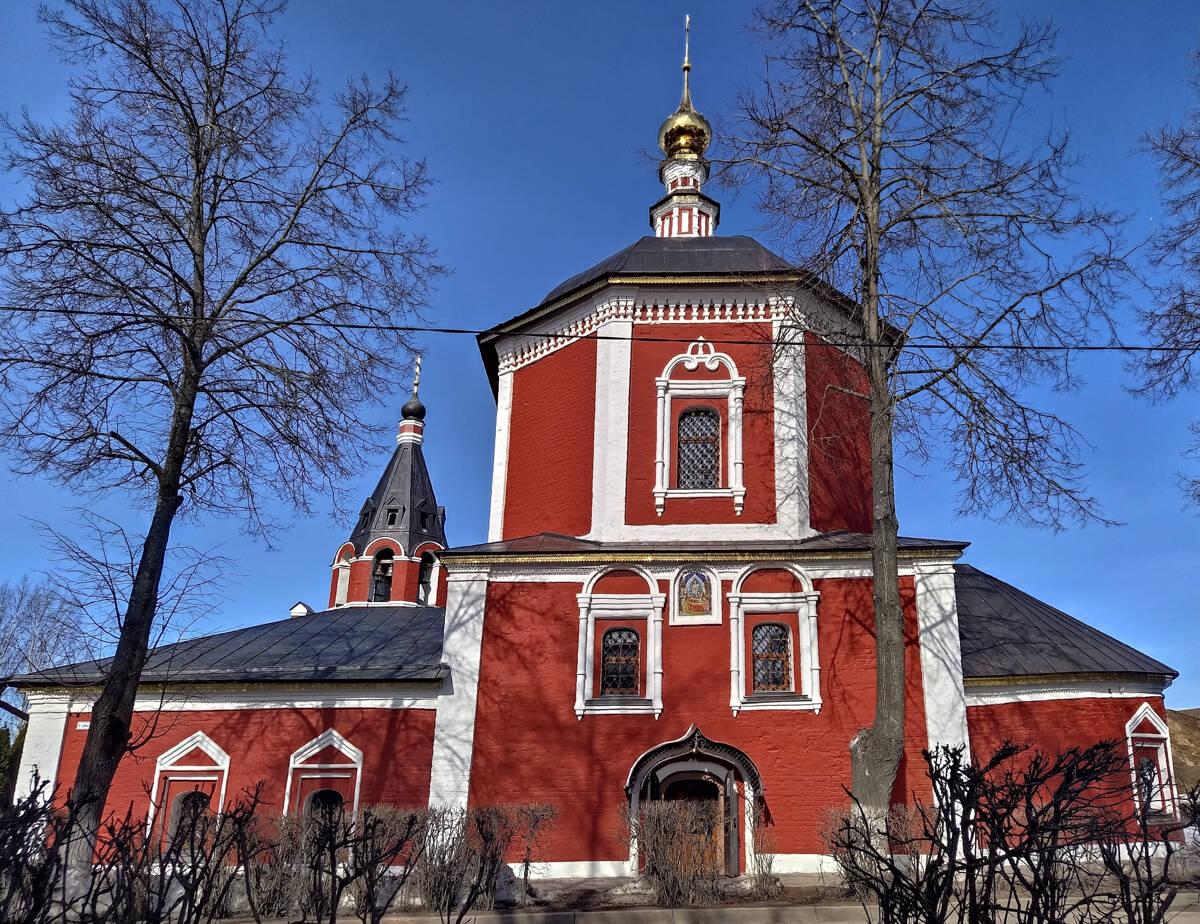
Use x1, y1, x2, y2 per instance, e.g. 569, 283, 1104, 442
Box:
625, 724, 763, 798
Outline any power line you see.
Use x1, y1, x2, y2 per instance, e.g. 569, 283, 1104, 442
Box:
0, 301, 1195, 353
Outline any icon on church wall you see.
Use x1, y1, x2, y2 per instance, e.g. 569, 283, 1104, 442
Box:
679, 570, 712, 618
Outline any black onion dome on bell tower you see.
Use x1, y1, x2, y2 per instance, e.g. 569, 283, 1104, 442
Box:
402, 393, 426, 421
347, 363, 446, 556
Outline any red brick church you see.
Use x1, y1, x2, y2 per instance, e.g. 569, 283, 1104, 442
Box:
10, 49, 1179, 877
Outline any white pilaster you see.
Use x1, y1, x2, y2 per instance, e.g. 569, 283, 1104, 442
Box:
486, 370, 514, 543
913, 560, 970, 752
428, 569, 490, 807
590, 317, 632, 537
15, 692, 71, 800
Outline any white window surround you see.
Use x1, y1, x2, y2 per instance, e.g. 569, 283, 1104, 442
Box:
283, 728, 364, 816
728, 565, 820, 715
575, 568, 666, 719
1125, 702, 1177, 816
655, 339, 746, 516
670, 566, 723, 626
147, 732, 229, 834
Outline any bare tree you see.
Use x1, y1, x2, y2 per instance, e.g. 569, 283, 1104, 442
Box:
725, 0, 1128, 813
1137, 50, 1200, 508
0, 0, 443, 865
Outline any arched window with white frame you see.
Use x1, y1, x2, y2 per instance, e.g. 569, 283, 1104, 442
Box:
284, 729, 363, 817
1125, 702, 1177, 817
147, 732, 229, 839
654, 338, 745, 515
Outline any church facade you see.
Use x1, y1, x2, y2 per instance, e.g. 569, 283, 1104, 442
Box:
10, 52, 1180, 877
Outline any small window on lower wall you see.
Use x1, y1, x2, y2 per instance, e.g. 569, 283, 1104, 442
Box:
304, 788, 346, 822
751, 623, 791, 692
1125, 702, 1176, 817
600, 628, 640, 696
168, 790, 211, 847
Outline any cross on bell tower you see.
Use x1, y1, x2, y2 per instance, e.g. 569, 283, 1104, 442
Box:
651, 15, 720, 238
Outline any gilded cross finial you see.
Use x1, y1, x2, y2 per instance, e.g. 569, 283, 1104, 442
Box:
681, 14, 693, 110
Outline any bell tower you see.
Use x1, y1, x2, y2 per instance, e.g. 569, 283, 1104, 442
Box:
328, 358, 448, 608
651, 16, 719, 238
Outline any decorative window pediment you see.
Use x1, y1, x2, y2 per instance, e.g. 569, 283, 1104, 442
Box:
575, 568, 666, 718
654, 339, 746, 515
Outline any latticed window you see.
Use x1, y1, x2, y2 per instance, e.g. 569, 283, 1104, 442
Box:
752, 623, 791, 692
370, 550, 394, 602
600, 628, 640, 696
677, 408, 720, 489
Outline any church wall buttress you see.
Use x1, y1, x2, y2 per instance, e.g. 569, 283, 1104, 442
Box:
805, 332, 872, 533
502, 337, 597, 539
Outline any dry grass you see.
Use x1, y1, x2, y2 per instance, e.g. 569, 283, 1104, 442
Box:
1167, 709, 1200, 790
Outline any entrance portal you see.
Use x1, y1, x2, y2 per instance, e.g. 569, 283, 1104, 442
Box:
625, 725, 764, 877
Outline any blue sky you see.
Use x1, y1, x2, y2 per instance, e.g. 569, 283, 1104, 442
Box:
1, 1, 1198, 706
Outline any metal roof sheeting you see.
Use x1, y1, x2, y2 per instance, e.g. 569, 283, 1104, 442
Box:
954, 564, 1175, 680
11, 605, 447, 688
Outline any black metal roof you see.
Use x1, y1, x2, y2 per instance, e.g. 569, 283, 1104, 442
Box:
10, 605, 447, 688
538, 235, 794, 307
475, 235, 808, 395
954, 564, 1176, 680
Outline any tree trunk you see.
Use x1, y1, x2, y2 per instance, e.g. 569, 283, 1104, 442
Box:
848, 144, 906, 812
64, 375, 198, 870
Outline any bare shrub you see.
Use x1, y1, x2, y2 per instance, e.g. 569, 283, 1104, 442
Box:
822, 741, 1200, 924
0, 775, 63, 924
748, 801, 782, 901
240, 813, 307, 922
625, 799, 723, 907
408, 803, 556, 922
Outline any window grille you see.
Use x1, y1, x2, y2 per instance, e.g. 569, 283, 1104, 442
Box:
600, 628, 640, 696
370, 550, 394, 602
169, 790, 210, 844
751, 623, 791, 692
305, 788, 345, 821
677, 408, 720, 489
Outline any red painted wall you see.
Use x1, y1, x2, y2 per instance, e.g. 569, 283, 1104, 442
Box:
967, 696, 1166, 761
503, 337, 597, 539
626, 322, 777, 525
52, 706, 436, 819
467, 575, 928, 864
806, 333, 872, 534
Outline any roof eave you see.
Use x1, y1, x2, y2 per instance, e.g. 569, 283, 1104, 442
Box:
476, 269, 807, 398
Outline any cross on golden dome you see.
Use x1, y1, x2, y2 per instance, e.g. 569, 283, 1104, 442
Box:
657, 14, 712, 160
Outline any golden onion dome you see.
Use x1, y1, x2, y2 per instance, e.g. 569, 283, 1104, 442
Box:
658, 16, 710, 160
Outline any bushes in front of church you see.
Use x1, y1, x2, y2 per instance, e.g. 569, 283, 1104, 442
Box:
823, 741, 1200, 924
0, 783, 558, 924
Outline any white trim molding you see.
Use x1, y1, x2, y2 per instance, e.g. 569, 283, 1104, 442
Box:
428, 568, 490, 808
913, 561, 970, 752
964, 678, 1167, 707
283, 728, 364, 817
575, 567, 666, 719
147, 732, 230, 834
728, 566, 820, 715
654, 338, 746, 516
1125, 702, 1179, 816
